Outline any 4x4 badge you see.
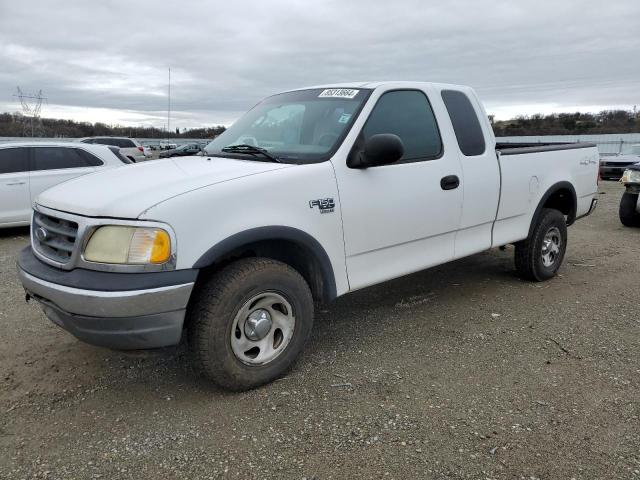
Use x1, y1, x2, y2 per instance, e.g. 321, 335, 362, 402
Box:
309, 198, 335, 214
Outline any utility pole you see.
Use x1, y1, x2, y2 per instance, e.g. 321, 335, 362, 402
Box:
167, 67, 171, 142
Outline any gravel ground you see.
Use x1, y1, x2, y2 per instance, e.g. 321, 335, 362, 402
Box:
1, 181, 639, 480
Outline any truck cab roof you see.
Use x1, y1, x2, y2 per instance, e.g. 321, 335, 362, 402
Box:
292, 81, 472, 91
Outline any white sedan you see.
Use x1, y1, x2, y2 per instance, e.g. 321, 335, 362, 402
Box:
0, 142, 130, 228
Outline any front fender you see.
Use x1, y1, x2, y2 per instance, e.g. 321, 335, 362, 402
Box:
140, 162, 350, 297
193, 225, 337, 301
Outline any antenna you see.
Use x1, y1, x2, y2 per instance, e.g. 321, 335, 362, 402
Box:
167, 67, 171, 142
13, 87, 47, 137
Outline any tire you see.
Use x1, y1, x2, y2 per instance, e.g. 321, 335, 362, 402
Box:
619, 192, 640, 227
515, 208, 567, 282
187, 258, 314, 391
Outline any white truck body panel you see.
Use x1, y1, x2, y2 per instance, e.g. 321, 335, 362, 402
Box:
492, 147, 599, 247
140, 161, 351, 295
38, 156, 290, 219
330, 83, 463, 290
448, 87, 500, 260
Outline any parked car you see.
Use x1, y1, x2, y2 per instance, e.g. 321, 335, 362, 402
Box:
17, 82, 599, 390
0, 142, 130, 228
159, 143, 202, 158
78, 137, 146, 162
619, 162, 640, 227
599, 152, 640, 180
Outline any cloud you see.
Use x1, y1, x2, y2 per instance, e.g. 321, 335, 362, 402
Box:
0, 0, 638, 127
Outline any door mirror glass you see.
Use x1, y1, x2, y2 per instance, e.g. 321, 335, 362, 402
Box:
349, 134, 404, 168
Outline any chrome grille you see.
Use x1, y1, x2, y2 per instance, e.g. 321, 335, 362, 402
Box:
32, 211, 79, 264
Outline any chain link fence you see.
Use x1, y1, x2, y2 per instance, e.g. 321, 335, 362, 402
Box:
497, 133, 640, 155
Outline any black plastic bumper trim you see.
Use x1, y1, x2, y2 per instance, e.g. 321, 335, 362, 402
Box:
39, 297, 184, 350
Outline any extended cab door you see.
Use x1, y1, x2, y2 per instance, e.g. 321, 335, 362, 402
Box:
332, 87, 463, 291
29, 146, 102, 204
0, 146, 31, 225
440, 89, 500, 258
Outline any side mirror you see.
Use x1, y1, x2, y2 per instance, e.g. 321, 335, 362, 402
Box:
348, 134, 404, 169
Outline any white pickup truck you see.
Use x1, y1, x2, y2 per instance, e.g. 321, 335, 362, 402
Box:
17, 82, 599, 390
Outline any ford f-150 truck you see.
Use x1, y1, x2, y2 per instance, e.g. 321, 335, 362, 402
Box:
16, 82, 599, 390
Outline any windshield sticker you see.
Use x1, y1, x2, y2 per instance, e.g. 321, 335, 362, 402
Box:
318, 88, 359, 99
338, 113, 352, 124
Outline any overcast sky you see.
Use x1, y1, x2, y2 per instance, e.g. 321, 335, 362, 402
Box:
1, 0, 639, 129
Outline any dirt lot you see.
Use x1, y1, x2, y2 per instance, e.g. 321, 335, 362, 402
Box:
1, 181, 639, 480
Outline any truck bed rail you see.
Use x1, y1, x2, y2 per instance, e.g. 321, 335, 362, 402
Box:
497, 142, 597, 156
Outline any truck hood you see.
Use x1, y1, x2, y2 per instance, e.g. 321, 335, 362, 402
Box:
36, 156, 291, 218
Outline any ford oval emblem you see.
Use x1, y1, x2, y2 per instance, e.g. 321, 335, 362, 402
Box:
35, 227, 48, 242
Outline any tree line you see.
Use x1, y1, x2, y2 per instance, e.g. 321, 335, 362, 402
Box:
491, 109, 639, 136
0, 112, 226, 139
1, 108, 638, 139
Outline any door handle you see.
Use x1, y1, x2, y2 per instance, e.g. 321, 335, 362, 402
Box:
440, 175, 460, 190
6, 181, 26, 186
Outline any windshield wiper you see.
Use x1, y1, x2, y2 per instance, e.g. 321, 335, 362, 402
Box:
221, 144, 282, 163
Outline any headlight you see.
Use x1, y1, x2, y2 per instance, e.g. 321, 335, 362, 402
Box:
621, 169, 640, 184
84, 226, 171, 265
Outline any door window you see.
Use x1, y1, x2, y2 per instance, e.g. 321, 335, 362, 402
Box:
32, 147, 100, 171
120, 139, 136, 148
362, 90, 443, 163
0, 147, 29, 174
94, 138, 117, 147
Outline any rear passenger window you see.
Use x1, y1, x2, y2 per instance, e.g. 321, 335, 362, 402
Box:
94, 138, 117, 147
76, 149, 104, 166
362, 90, 442, 163
107, 146, 133, 163
0, 147, 29, 174
441, 90, 486, 156
119, 139, 135, 148
32, 147, 97, 170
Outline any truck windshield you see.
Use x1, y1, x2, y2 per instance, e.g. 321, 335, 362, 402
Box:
204, 88, 371, 164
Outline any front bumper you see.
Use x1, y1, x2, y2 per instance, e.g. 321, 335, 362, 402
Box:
600, 165, 627, 179
624, 183, 640, 195
17, 247, 196, 350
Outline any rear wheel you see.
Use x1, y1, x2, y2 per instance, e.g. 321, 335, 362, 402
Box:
619, 192, 640, 227
187, 258, 314, 391
515, 208, 567, 281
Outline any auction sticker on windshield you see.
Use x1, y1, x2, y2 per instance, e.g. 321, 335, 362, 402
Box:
318, 89, 359, 99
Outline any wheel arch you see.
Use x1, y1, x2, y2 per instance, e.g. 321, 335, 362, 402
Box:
528, 181, 577, 238
192, 226, 337, 303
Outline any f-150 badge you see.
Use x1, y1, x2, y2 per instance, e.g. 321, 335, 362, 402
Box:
309, 198, 335, 214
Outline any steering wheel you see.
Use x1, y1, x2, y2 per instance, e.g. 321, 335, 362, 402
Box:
317, 132, 339, 147
238, 136, 259, 147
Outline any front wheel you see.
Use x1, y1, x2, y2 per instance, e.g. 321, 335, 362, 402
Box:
187, 258, 314, 391
515, 208, 567, 281
619, 192, 640, 227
